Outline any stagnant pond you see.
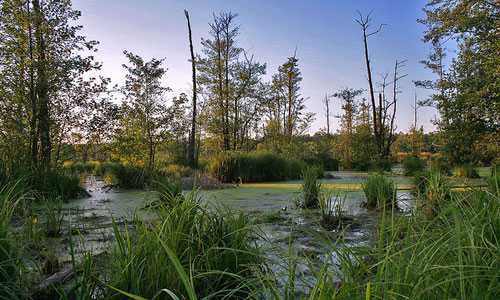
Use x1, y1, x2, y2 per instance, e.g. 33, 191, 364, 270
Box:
48, 172, 415, 293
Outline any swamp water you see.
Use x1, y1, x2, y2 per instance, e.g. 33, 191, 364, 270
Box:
47, 172, 414, 293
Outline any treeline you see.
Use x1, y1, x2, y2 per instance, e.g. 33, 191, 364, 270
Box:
0, 0, 498, 184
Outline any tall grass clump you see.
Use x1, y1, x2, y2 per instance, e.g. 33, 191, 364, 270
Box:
97, 162, 151, 188
297, 166, 322, 209
209, 151, 310, 183
402, 156, 426, 176
413, 171, 451, 218
330, 189, 500, 299
18, 168, 84, 201
319, 190, 348, 230
107, 191, 261, 299
488, 165, 499, 195
362, 174, 396, 209
0, 182, 25, 299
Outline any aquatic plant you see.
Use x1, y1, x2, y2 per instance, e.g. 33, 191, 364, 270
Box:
208, 151, 309, 183
362, 174, 396, 209
413, 171, 451, 218
298, 166, 322, 209
107, 191, 261, 299
44, 199, 64, 237
402, 156, 426, 176
319, 190, 348, 230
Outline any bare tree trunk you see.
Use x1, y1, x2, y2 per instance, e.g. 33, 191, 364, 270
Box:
33, 0, 51, 171
27, 1, 38, 168
185, 10, 197, 168
356, 12, 384, 158
324, 93, 330, 135
223, 31, 231, 151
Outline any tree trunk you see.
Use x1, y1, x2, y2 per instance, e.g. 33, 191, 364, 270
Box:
33, 0, 51, 171
185, 10, 197, 168
27, 1, 38, 168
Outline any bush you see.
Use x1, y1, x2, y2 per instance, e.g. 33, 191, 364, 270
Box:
208, 151, 310, 183
453, 164, 480, 178
362, 174, 396, 209
402, 156, 426, 176
298, 166, 322, 208
108, 191, 260, 299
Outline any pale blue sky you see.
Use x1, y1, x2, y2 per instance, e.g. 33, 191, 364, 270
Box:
73, 0, 440, 133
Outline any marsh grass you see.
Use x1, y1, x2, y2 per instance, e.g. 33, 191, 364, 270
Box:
361, 174, 396, 209
107, 190, 261, 299
0, 181, 25, 299
44, 199, 64, 237
319, 190, 348, 230
297, 167, 321, 209
251, 187, 500, 299
413, 171, 451, 218
338, 189, 500, 299
209, 151, 309, 183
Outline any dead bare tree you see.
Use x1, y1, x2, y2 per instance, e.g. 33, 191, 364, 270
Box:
356, 12, 406, 159
385, 59, 407, 156
185, 9, 197, 168
323, 93, 331, 135
355, 11, 385, 158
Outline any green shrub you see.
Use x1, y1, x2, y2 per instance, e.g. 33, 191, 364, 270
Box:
362, 174, 396, 209
453, 164, 480, 178
108, 191, 260, 299
298, 166, 322, 208
402, 156, 426, 176
208, 151, 309, 183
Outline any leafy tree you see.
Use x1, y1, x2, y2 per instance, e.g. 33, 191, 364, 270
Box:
333, 88, 363, 169
119, 51, 171, 170
266, 55, 314, 142
418, 0, 500, 164
197, 12, 266, 152
0, 0, 99, 170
